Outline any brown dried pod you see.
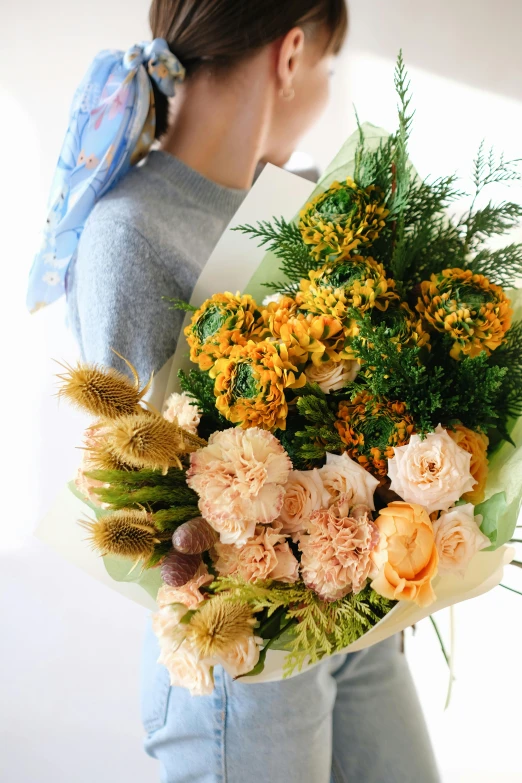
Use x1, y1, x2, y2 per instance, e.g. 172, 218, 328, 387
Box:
160, 549, 202, 587
172, 517, 218, 555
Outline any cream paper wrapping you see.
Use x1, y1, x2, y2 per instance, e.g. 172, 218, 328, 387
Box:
36, 135, 518, 681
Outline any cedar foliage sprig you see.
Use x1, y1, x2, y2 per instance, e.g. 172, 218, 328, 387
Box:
212, 578, 394, 676
489, 318, 522, 426
468, 245, 522, 288
165, 297, 198, 313
350, 313, 507, 434
232, 217, 321, 294
276, 385, 346, 468
178, 368, 232, 438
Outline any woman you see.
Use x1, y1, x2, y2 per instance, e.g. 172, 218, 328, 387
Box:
29, 1, 440, 781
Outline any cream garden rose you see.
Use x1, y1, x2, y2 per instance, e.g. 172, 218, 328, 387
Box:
319, 452, 380, 509
211, 635, 261, 678
432, 503, 490, 576
304, 359, 360, 394
279, 468, 330, 534
158, 643, 214, 696
388, 425, 476, 514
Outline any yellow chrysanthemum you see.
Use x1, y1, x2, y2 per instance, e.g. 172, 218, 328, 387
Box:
416, 268, 512, 360
211, 339, 306, 430
263, 297, 349, 366
299, 178, 389, 262
297, 256, 399, 341
262, 295, 300, 338
335, 391, 415, 477
185, 292, 264, 371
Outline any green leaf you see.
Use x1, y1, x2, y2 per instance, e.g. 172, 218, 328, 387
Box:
103, 555, 162, 602
476, 491, 507, 547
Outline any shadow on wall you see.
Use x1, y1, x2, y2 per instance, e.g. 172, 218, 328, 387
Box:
349, 0, 522, 104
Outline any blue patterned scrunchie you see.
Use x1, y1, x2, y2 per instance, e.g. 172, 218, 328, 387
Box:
27, 39, 185, 313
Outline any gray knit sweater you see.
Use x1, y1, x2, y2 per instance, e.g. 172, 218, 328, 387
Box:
66, 150, 247, 380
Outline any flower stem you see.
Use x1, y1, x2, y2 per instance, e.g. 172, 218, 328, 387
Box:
500, 583, 522, 597
429, 615, 450, 668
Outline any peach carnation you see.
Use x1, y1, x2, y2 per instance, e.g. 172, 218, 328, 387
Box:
186, 427, 292, 545
388, 425, 476, 514
304, 358, 360, 393
433, 503, 490, 576
319, 452, 380, 509
163, 392, 201, 434
299, 496, 379, 601
371, 501, 438, 607
214, 523, 299, 583
446, 425, 489, 504
279, 468, 330, 534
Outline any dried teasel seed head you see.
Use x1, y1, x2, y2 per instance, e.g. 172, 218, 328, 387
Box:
184, 596, 257, 660
171, 517, 218, 555
80, 510, 159, 559
56, 359, 146, 419
106, 412, 206, 473
81, 422, 135, 472
160, 549, 202, 587
83, 442, 135, 472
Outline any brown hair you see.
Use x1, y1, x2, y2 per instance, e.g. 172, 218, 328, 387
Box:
149, 0, 348, 137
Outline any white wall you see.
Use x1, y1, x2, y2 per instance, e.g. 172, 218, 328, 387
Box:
1, 1, 521, 781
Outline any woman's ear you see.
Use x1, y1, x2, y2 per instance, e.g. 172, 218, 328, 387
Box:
276, 27, 305, 97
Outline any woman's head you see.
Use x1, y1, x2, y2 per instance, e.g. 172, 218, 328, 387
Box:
150, 0, 348, 165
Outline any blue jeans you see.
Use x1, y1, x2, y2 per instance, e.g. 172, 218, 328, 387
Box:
141, 619, 439, 783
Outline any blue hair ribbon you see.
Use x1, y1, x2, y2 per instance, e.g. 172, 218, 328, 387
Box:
27, 38, 185, 313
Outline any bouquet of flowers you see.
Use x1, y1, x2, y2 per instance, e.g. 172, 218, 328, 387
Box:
53, 57, 522, 694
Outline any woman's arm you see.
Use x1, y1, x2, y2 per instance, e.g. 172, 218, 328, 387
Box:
68, 217, 186, 383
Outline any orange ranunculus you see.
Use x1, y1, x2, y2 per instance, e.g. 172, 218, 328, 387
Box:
370, 501, 438, 607
446, 425, 489, 504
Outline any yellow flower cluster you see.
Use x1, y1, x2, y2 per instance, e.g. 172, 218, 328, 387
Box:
416, 268, 512, 360
299, 178, 388, 262
296, 255, 399, 356
185, 292, 264, 371
211, 340, 305, 430
263, 295, 349, 365
335, 391, 415, 477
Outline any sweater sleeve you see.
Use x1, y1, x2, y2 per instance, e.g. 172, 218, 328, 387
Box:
67, 217, 186, 382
